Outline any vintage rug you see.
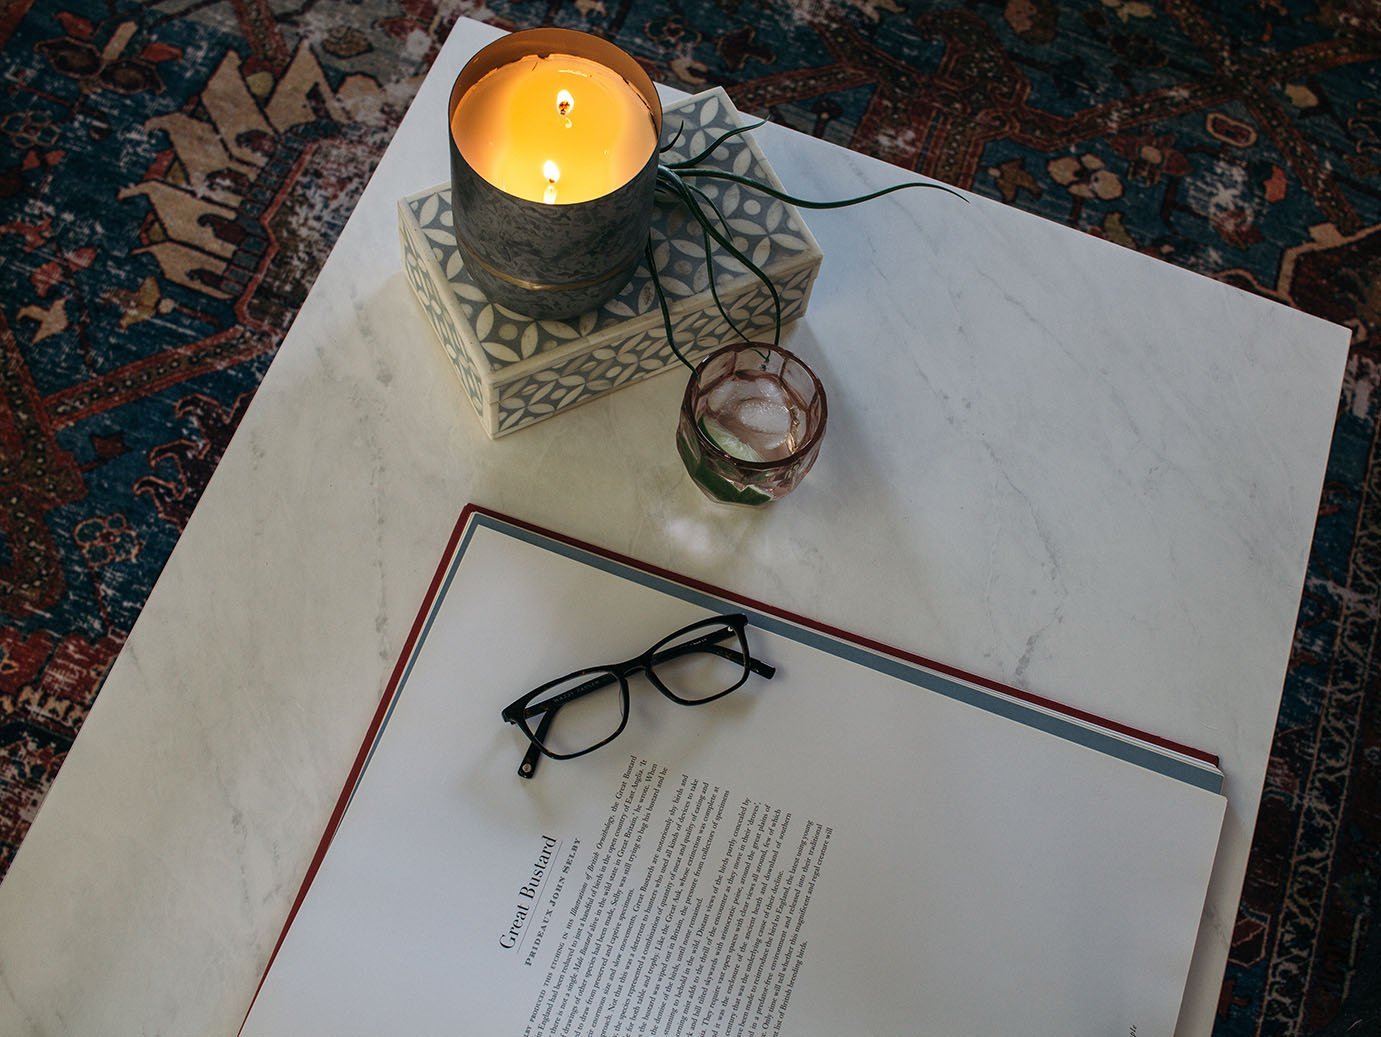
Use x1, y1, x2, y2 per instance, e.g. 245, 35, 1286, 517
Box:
1, 0, 1376, 1031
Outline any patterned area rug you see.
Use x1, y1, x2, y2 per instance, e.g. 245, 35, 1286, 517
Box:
1, 0, 1377, 1031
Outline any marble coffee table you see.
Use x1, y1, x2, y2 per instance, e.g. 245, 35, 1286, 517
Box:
0, 17, 1349, 1036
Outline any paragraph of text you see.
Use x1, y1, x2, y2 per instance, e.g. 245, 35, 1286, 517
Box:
523, 757, 833, 1037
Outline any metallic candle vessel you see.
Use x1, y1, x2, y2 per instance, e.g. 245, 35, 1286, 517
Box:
448, 30, 663, 320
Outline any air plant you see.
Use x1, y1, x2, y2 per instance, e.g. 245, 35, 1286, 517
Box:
646, 118, 967, 370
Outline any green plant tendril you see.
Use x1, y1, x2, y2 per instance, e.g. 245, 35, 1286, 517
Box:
667, 166, 967, 209
658, 120, 686, 155
656, 170, 758, 346
679, 178, 781, 359
656, 167, 783, 349
678, 188, 751, 345
645, 238, 694, 372
665, 119, 767, 169
649, 114, 966, 371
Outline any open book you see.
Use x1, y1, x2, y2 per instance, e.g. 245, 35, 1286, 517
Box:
243, 505, 1225, 1036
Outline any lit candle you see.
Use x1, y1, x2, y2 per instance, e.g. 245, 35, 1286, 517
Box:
450, 52, 659, 205
446, 29, 663, 319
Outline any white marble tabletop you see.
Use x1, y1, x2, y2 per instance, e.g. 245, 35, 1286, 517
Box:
0, 17, 1350, 1037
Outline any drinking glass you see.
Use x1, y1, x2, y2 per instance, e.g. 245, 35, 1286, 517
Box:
675, 343, 827, 506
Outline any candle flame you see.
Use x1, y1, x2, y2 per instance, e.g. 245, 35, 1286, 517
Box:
556, 89, 574, 118
543, 160, 560, 204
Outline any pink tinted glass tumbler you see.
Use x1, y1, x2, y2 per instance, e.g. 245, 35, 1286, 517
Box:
676, 343, 828, 507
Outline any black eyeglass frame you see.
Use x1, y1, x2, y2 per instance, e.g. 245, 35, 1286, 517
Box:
501, 613, 776, 778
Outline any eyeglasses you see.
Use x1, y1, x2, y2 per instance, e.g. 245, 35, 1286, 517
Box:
501, 613, 776, 778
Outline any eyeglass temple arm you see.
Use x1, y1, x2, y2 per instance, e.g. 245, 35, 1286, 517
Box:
701, 643, 776, 679
648, 630, 777, 680
518, 712, 552, 779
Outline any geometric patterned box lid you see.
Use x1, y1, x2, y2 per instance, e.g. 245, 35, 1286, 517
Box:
398, 88, 823, 438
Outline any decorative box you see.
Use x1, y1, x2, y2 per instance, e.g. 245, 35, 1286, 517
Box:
398, 87, 823, 438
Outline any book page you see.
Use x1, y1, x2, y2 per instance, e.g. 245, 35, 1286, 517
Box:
242, 512, 1225, 1036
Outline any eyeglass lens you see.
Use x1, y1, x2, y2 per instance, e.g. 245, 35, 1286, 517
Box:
526, 670, 625, 757
525, 618, 750, 757
646, 620, 749, 703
